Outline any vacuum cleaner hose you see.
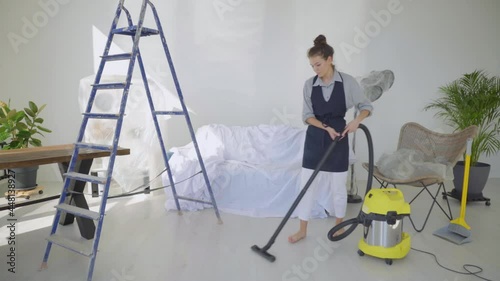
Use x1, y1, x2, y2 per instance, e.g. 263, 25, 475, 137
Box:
327, 217, 360, 241
327, 123, 374, 242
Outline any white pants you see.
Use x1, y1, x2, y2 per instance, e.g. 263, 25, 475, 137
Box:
295, 168, 348, 221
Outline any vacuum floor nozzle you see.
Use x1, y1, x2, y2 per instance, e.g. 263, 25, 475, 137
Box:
251, 245, 276, 262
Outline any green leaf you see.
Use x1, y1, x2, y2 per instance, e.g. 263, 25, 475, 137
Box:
34, 117, 44, 124
38, 104, 46, 113
37, 126, 52, 133
8, 140, 20, 149
13, 111, 25, 122
29, 101, 38, 113
0, 131, 9, 142
24, 107, 35, 117
30, 138, 42, 147
17, 130, 31, 138
6, 109, 16, 120
25, 118, 34, 127
16, 122, 28, 131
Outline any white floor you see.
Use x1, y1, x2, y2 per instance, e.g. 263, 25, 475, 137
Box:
0, 179, 499, 281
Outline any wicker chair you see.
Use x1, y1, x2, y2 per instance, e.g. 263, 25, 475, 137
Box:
362, 122, 478, 232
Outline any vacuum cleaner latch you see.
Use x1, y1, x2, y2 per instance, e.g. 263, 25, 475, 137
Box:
386, 211, 397, 225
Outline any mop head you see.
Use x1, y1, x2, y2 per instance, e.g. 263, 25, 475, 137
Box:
433, 223, 472, 245
434, 139, 473, 245
448, 220, 472, 238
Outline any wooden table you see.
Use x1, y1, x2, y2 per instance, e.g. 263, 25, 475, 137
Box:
0, 144, 130, 239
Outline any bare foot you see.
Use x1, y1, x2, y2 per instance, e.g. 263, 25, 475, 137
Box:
333, 218, 345, 237
288, 231, 306, 243
332, 227, 345, 237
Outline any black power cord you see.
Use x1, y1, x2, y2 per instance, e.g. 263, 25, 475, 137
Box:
411, 247, 493, 281
107, 170, 202, 199
61, 168, 203, 199
108, 167, 169, 196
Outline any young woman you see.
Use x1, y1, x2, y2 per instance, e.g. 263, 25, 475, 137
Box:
288, 35, 373, 243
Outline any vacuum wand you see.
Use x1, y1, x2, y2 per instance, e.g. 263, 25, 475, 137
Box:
251, 136, 341, 262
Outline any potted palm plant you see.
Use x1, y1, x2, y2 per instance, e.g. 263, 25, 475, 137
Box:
0, 100, 52, 190
424, 70, 500, 203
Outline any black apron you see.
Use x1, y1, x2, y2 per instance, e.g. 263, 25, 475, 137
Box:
302, 73, 349, 172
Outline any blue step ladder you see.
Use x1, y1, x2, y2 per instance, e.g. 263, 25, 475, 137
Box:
40, 1, 222, 280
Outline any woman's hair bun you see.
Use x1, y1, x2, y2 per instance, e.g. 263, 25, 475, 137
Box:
313, 35, 327, 46
308, 34, 334, 59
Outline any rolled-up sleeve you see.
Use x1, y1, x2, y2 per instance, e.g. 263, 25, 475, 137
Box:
345, 74, 373, 115
302, 79, 315, 124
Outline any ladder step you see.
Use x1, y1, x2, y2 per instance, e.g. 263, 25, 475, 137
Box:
101, 53, 132, 61
64, 172, 107, 185
46, 234, 93, 257
92, 83, 127, 90
75, 142, 113, 152
112, 26, 159, 37
154, 111, 185, 116
82, 113, 121, 120
55, 203, 101, 221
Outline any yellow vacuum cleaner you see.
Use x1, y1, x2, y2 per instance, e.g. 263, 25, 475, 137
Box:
328, 188, 411, 265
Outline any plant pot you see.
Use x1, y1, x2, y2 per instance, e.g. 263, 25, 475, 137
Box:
10, 166, 39, 190
452, 161, 490, 199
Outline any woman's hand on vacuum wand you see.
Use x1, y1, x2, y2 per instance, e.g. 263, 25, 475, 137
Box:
305, 117, 340, 140
342, 109, 370, 138
342, 120, 360, 138
326, 127, 340, 140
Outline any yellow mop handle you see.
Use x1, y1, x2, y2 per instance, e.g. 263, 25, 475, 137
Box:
459, 139, 472, 219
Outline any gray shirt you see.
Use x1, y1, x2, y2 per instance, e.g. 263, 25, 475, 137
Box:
302, 70, 373, 123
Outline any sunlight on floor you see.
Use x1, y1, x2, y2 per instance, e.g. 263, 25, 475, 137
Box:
124, 194, 150, 207
0, 216, 53, 246
0, 201, 119, 247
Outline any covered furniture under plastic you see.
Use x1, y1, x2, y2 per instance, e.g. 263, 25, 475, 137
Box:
163, 124, 357, 218
362, 122, 478, 232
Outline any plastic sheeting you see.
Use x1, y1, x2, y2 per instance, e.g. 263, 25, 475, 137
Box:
163, 124, 357, 218
376, 148, 454, 181
78, 75, 171, 192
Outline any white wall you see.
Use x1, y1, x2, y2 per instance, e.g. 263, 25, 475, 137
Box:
1, 0, 499, 180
